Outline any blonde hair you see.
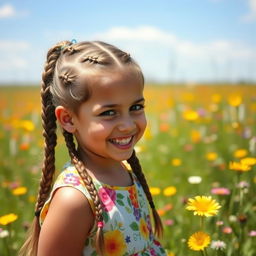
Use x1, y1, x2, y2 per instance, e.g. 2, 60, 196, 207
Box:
19, 40, 162, 256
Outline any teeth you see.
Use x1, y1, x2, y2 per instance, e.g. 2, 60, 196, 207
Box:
110, 137, 132, 145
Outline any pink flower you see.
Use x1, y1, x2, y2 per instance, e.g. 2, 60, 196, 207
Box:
222, 226, 232, 234
249, 230, 256, 237
98, 187, 116, 212
211, 187, 230, 195
164, 219, 174, 226
64, 173, 81, 186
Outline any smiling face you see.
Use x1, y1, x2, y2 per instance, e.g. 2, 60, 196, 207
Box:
71, 68, 147, 166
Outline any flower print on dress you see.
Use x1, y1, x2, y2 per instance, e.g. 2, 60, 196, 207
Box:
150, 248, 157, 256
139, 218, 150, 240
128, 186, 139, 208
98, 187, 116, 212
63, 173, 81, 186
133, 207, 141, 222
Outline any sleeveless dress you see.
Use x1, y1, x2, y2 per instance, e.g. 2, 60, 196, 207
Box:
40, 162, 166, 256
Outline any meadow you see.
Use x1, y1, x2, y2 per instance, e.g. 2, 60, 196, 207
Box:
0, 84, 256, 256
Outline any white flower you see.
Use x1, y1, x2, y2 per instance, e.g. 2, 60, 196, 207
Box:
0, 230, 9, 238
210, 240, 226, 250
188, 176, 202, 184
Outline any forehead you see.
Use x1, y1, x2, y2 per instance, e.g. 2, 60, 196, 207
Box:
87, 69, 144, 103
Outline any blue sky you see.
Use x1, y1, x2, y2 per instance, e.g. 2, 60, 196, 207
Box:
1, 0, 256, 84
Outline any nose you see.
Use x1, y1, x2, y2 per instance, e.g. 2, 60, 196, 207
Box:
118, 115, 136, 133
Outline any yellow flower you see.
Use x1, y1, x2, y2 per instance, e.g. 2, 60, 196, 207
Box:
168, 252, 175, 256
183, 110, 199, 121
139, 218, 149, 240
211, 94, 221, 103
191, 130, 201, 143
163, 186, 177, 196
0, 213, 18, 225
150, 187, 161, 195
240, 157, 256, 166
12, 186, 27, 196
228, 94, 242, 107
186, 196, 221, 217
234, 149, 248, 158
171, 158, 182, 166
206, 152, 218, 161
104, 230, 127, 256
188, 231, 211, 251
229, 161, 251, 172
19, 120, 35, 132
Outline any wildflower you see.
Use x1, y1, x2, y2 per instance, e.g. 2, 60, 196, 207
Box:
216, 221, 224, 226
186, 196, 221, 217
241, 157, 256, 166
212, 94, 222, 103
163, 186, 177, 196
164, 219, 174, 226
167, 252, 175, 256
237, 181, 250, 189
228, 94, 242, 107
248, 230, 256, 237
0, 213, 18, 225
238, 214, 247, 224
19, 120, 35, 132
191, 130, 201, 143
149, 187, 161, 196
19, 142, 29, 151
0, 229, 9, 238
12, 186, 27, 196
183, 109, 199, 121
188, 176, 202, 184
171, 158, 182, 166
188, 231, 211, 251
206, 152, 218, 161
210, 240, 226, 250
222, 226, 232, 234
211, 187, 230, 195
159, 123, 170, 132
229, 215, 237, 222
234, 149, 248, 158
163, 204, 173, 211
229, 161, 251, 172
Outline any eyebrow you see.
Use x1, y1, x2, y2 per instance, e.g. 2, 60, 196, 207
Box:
101, 97, 145, 108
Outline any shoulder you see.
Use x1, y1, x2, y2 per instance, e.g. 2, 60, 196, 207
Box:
38, 187, 94, 256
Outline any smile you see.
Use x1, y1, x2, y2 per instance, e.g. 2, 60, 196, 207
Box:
109, 136, 134, 146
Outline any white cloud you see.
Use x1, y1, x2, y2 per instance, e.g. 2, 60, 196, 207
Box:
242, 0, 256, 22
0, 4, 16, 18
91, 26, 256, 82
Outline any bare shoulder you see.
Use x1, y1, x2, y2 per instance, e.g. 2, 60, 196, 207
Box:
37, 187, 94, 256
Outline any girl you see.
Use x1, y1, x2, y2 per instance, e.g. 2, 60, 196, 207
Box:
19, 40, 166, 256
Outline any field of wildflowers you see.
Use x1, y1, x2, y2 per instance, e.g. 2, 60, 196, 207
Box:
0, 84, 256, 256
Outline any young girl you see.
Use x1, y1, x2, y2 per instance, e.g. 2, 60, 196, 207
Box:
20, 40, 166, 256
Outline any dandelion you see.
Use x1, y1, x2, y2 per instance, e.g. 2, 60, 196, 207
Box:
188, 176, 202, 184
171, 158, 182, 166
19, 120, 35, 132
186, 196, 221, 217
210, 240, 226, 250
149, 187, 161, 196
228, 94, 242, 107
12, 186, 27, 196
0, 213, 18, 225
234, 149, 248, 158
229, 161, 251, 172
163, 186, 177, 196
241, 157, 256, 166
211, 187, 230, 195
188, 231, 211, 251
183, 109, 199, 121
206, 152, 218, 161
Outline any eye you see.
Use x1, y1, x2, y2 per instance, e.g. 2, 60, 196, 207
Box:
99, 110, 116, 116
130, 104, 145, 111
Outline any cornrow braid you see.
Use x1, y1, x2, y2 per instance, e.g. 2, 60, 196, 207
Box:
62, 130, 105, 256
127, 150, 163, 238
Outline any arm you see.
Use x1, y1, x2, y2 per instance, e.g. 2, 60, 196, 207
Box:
37, 187, 94, 256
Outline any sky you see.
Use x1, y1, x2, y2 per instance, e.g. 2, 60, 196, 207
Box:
0, 0, 256, 84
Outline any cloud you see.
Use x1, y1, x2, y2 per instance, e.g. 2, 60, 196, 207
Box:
91, 26, 256, 82
242, 0, 256, 22
0, 4, 28, 19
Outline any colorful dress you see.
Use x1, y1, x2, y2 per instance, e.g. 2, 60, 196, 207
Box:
40, 162, 166, 256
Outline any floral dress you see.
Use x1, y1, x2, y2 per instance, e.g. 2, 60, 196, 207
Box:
40, 162, 166, 256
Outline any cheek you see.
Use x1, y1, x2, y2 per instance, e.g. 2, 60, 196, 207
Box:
138, 114, 147, 134
87, 122, 112, 138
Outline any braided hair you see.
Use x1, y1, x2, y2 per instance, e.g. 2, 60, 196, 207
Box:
19, 40, 162, 256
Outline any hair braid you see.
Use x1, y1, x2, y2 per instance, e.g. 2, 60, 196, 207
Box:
62, 130, 105, 255
127, 150, 163, 238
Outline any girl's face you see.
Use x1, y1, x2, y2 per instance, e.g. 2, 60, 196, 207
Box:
71, 69, 147, 165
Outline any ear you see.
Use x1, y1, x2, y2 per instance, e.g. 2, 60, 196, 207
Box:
55, 106, 76, 133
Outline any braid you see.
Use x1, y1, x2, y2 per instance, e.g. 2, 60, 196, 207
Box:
127, 150, 163, 238
62, 130, 105, 255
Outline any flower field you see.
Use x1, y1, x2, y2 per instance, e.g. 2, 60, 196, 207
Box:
0, 84, 256, 255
